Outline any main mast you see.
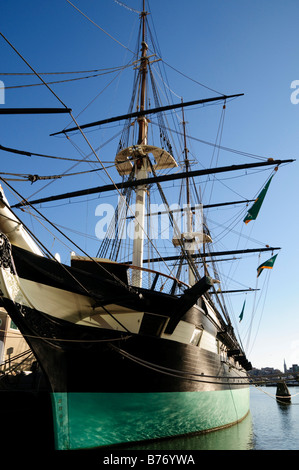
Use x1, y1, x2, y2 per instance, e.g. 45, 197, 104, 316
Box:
131, 4, 149, 287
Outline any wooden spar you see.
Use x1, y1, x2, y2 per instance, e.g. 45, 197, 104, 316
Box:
125, 198, 255, 219
0, 108, 71, 114
200, 199, 255, 209
12, 158, 294, 208
169, 257, 242, 265
49, 94, 244, 136
210, 289, 259, 294
137, 246, 281, 264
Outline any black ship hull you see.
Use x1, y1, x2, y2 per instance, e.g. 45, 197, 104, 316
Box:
0, 234, 250, 449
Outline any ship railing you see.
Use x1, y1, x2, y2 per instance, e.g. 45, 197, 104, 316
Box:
123, 264, 189, 295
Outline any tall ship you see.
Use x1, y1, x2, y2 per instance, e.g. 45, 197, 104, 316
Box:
0, 1, 293, 450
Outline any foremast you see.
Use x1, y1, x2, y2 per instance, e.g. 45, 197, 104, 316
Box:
130, 3, 204, 289
124, 4, 177, 287
132, 7, 149, 287
181, 103, 196, 286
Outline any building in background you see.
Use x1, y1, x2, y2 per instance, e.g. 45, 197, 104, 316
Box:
284, 359, 287, 374
0, 307, 33, 374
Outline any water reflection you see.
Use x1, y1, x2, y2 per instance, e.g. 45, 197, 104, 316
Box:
277, 396, 293, 438
250, 386, 299, 450
277, 401, 292, 412
125, 412, 254, 450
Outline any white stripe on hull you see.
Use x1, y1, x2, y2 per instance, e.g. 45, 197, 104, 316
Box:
0, 266, 219, 350
0, 266, 143, 333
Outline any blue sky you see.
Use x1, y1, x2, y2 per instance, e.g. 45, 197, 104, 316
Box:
0, 0, 298, 370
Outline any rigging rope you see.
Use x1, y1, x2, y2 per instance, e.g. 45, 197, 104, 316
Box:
0, 143, 101, 163
0, 67, 132, 90
0, 329, 132, 343
0, 32, 68, 110
19, 126, 126, 202
0, 157, 142, 182
162, 59, 225, 96
4, 23, 173, 278
66, 0, 137, 55
1, 67, 128, 76
255, 385, 299, 404
0, 183, 136, 334
113, 0, 141, 14
150, 121, 270, 161
59, 59, 135, 134
246, 269, 272, 356
202, 103, 227, 204
110, 344, 250, 385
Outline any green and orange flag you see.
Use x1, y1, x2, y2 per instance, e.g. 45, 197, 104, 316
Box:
243, 175, 274, 224
257, 253, 278, 277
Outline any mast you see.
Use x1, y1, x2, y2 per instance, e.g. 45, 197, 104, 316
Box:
181, 101, 195, 286
131, 3, 149, 287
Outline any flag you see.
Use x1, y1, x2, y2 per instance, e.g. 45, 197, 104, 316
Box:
257, 253, 278, 277
243, 175, 274, 224
239, 299, 246, 322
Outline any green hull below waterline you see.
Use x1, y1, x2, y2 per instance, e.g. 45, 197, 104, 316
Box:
51, 388, 250, 450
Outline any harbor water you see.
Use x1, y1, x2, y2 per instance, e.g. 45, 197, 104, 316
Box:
248, 385, 299, 450
125, 385, 299, 451
3, 385, 299, 452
